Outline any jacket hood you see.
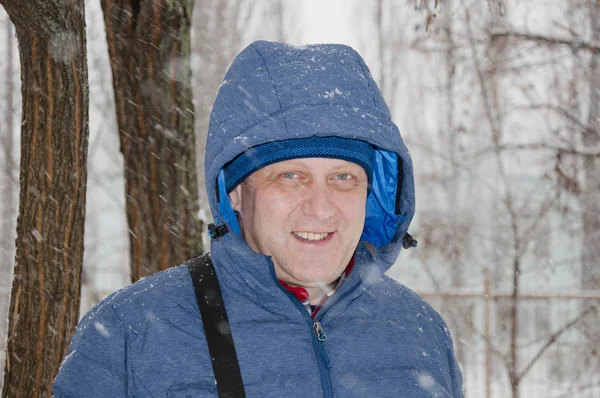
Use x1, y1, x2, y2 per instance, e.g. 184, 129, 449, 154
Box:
204, 40, 415, 272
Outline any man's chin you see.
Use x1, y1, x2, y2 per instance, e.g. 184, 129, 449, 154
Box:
288, 267, 345, 287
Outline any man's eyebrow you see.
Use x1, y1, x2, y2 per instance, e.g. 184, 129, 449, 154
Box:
329, 165, 367, 174
268, 162, 309, 171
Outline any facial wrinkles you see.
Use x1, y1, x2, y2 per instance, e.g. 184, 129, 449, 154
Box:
230, 158, 368, 291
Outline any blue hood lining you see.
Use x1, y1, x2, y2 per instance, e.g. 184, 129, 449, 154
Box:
216, 148, 402, 248
362, 149, 404, 247
217, 170, 241, 236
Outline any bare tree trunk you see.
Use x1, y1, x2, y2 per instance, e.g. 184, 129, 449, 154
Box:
508, 255, 521, 398
272, 0, 286, 42
101, 0, 203, 281
373, 0, 403, 115
489, 27, 524, 398
0, 0, 89, 396
583, 2, 600, 289
192, 0, 250, 228
377, 0, 385, 98
582, 0, 600, 347
1, 19, 14, 258
0, 15, 15, 361
467, 4, 523, 396
442, 0, 467, 371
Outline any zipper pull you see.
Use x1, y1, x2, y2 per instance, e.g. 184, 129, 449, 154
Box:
313, 321, 332, 368
313, 321, 327, 342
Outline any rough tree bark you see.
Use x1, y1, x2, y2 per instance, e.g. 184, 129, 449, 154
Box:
101, 0, 203, 281
0, 0, 89, 396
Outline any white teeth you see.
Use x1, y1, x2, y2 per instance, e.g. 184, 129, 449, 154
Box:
294, 232, 329, 241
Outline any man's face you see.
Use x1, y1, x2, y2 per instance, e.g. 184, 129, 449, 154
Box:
228, 157, 368, 291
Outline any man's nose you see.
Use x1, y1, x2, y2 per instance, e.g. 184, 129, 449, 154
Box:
302, 184, 336, 221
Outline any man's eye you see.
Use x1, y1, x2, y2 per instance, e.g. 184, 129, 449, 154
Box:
336, 173, 352, 181
282, 172, 296, 179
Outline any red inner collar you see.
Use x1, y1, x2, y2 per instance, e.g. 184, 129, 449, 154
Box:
278, 256, 355, 305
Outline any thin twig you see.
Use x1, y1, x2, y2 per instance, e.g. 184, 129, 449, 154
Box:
516, 304, 599, 384
491, 31, 600, 53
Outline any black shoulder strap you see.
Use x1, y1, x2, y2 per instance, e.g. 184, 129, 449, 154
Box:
187, 253, 246, 398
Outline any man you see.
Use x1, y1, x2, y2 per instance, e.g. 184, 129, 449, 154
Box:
54, 41, 463, 397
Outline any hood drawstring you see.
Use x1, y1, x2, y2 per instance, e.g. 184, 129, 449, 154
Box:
208, 223, 229, 239
402, 232, 418, 249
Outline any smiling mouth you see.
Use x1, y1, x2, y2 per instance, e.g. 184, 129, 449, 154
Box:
292, 231, 331, 241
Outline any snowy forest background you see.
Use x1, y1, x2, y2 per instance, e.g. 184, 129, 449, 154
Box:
0, 0, 599, 397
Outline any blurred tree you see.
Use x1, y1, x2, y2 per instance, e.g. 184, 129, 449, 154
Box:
583, 0, 600, 297
372, 0, 474, 371
0, 0, 89, 396
101, 0, 204, 281
581, 0, 600, 375
0, 15, 15, 375
192, 0, 289, 223
192, 0, 245, 219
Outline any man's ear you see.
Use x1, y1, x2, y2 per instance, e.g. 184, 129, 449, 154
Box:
228, 185, 242, 212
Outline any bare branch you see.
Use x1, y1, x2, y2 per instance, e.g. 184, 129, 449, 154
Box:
516, 304, 599, 384
516, 189, 556, 258
473, 142, 600, 159
551, 380, 600, 398
472, 103, 600, 158
503, 104, 595, 134
491, 31, 600, 53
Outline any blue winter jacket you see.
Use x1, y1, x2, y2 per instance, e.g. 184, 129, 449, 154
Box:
53, 41, 463, 397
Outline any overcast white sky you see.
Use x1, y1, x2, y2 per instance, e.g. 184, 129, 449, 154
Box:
303, 0, 354, 45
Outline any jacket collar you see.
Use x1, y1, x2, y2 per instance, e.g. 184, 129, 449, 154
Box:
209, 232, 388, 320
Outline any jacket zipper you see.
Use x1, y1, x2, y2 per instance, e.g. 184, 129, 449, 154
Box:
313, 321, 332, 368
269, 263, 335, 398
268, 258, 363, 398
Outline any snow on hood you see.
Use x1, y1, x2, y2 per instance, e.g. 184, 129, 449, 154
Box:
204, 41, 415, 270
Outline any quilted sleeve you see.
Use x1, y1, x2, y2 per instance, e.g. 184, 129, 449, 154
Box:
52, 300, 130, 397
423, 301, 465, 398
443, 325, 465, 398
